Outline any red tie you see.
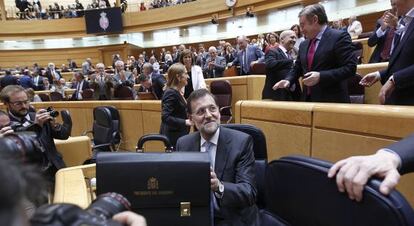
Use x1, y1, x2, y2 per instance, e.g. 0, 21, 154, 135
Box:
306, 38, 317, 95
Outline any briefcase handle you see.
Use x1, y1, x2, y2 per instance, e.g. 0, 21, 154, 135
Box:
136, 134, 173, 153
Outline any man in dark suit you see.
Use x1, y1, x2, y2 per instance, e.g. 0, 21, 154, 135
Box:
0, 85, 70, 182
45, 62, 62, 84
328, 131, 414, 202
137, 74, 165, 100
203, 46, 226, 78
228, 35, 264, 75
71, 71, 90, 100
367, 7, 398, 63
263, 30, 301, 101
176, 89, 259, 226
274, 4, 357, 103
360, 0, 414, 105
0, 70, 19, 88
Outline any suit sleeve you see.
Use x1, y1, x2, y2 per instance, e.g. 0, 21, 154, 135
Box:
386, 133, 414, 174
161, 91, 186, 129
221, 136, 257, 208
255, 46, 265, 63
392, 64, 414, 89
318, 32, 357, 87
265, 49, 293, 73
286, 47, 304, 84
367, 22, 383, 47
51, 122, 70, 140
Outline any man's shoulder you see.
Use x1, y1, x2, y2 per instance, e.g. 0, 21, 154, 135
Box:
220, 126, 250, 141
176, 132, 200, 149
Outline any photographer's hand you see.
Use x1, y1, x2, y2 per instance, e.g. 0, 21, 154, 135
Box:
113, 211, 147, 226
35, 109, 53, 127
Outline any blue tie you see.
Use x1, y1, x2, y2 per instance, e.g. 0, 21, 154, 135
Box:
204, 141, 218, 226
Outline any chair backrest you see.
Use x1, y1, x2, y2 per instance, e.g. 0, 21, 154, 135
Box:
222, 124, 267, 209
348, 74, 365, 104
82, 89, 94, 100
50, 91, 64, 101
38, 93, 50, 102
92, 106, 121, 152
210, 80, 232, 123
223, 66, 238, 77
266, 155, 414, 226
250, 63, 266, 75
137, 92, 156, 100
114, 86, 134, 100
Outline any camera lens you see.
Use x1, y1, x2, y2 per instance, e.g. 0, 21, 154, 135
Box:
86, 192, 131, 221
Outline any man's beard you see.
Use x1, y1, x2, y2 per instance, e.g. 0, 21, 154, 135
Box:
10, 108, 28, 118
201, 121, 219, 136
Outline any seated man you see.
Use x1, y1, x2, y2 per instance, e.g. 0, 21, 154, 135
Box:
328, 132, 414, 202
176, 89, 259, 226
203, 46, 226, 78
71, 72, 90, 100
0, 85, 70, 182
136, 74, 165, 100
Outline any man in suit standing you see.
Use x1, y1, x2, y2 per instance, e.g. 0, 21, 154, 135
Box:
328, 132, 414, 202
176, 89, 259, 226
203, 46, 226, 78
263, 30, 301, 101
90, 63, 114, 100
360, 0, 414, 105
137, 63, 166, 99
71, 71, 89, 100
32, 70, 44, 91
0, 85, 70, 182
274, 4, 357, 103
228, 35, 264, 75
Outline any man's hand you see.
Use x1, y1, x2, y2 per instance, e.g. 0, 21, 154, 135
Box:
360, 71, 380, 87
227, 63, 233, 68
383, 11, 398, 29
113, 211, 147, 226
211, 169, 220, 192
379, 78, 395, 105
0, 126, 13, 136
250, 60, 259, 67
303, 72, 320, 87
35, 109, 53, 127
273, 80, 290, 90
328, 150, 401, 202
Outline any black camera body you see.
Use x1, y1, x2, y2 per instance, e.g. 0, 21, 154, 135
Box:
31, 193, 131, 226
46, 106, 59, 118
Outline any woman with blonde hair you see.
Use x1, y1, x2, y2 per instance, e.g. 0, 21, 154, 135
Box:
160, 63, 192, 148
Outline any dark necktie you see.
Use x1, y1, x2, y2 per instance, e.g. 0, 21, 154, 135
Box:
306, 38, 317, 96
380, 28, 395, 61
393, 18, 407, 50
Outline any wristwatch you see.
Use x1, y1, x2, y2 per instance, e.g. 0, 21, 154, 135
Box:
388, 75, 395, 85
217, 180, 224, 196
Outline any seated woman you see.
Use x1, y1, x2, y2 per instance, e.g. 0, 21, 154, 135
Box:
160, 63, 192, 148
179, 49, 206, 99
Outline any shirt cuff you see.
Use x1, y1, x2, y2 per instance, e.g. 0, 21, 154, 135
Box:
376, 27, 386, 37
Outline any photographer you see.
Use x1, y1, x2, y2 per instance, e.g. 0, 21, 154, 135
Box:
0, 85, 70, 182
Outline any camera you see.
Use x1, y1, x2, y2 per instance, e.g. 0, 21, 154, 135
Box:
47, 106, 59, 118
30, 192, 131, 226
0, 132, 44, 164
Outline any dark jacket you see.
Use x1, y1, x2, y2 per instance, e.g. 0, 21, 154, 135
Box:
0, 74, 19, 88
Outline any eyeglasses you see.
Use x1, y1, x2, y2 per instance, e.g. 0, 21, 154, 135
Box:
193, 105, 219, 116
9, 100, 30, 106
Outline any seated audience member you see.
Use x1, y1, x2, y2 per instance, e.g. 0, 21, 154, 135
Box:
90, 63, 114, 100
0, 85, 70, 182
222, 43, 236, 65
263, 30, 301, 101
160, 63, 192, 149
291, 24, 305, 59
149, 56, 160, 74
42, 78, 52, 90
228, 35, 264, 75
114, 60, 135, 87
360, 0, 414, 105
138, 63, 166, 99
179, 49, 206, 99
203, 46, 226, 78
51, 78, 69, 98
347, 15, 363, 38
71, 72, 89, 100
19, 69, 34, 89
32, 70, 44, 91
25, 88, 42, 103
328, 132, 414, 202
82, 58, 93, 75
0, 110, 13, 136
264, 32, 279, 54
176, 89, 259, 226
60, 64, 70, 72
368, 5, 398, 63
0, 70, 19, 88
45, 62, 61, 84
273, 4, 357, 103
68, 59, 78, 69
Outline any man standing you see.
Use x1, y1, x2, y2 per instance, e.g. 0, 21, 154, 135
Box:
360, 0, 414, 105
0, 85, 70, 182
71, 71, 89, 100
204, 46, 226, 78
90, 63, 114, 100
176, 89, 259, 226
262, 30, 301, 101
138, 63, 166, 99
228, 35, 264, 75
274, 4, 357, 103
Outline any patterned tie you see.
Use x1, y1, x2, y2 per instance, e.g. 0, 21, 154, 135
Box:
204, 141, 217, 225
306, 38, 317, 96
393, 18, 407, 51
380, 28, 395, 61
243, 50, 249, 74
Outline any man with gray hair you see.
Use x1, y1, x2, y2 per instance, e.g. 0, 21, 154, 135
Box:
45, 62, 61, 84
274, 3, 357, 103
263, 30, 301, 101
204, 46, 226, 78
114, 60, 135, 87
228, 35, 264, 75
347, 15, 363, 37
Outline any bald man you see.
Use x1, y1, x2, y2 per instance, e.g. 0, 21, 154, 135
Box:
228, 35, 264, 75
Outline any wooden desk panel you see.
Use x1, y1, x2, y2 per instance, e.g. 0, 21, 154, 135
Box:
356, 63, 388, 105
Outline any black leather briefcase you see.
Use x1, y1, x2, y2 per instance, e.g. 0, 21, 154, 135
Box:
96, 134, 211, 226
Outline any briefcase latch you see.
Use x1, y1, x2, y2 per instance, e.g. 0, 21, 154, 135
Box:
180, 202, 191, 217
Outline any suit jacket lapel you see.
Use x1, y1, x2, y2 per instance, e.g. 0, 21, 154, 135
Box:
302, 39, 310, 71
215, 127, 230, 180
312, 28, 330, 70
389, 19, 414, 67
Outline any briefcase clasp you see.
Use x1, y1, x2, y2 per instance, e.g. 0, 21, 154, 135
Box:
180, 202, 191, 217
